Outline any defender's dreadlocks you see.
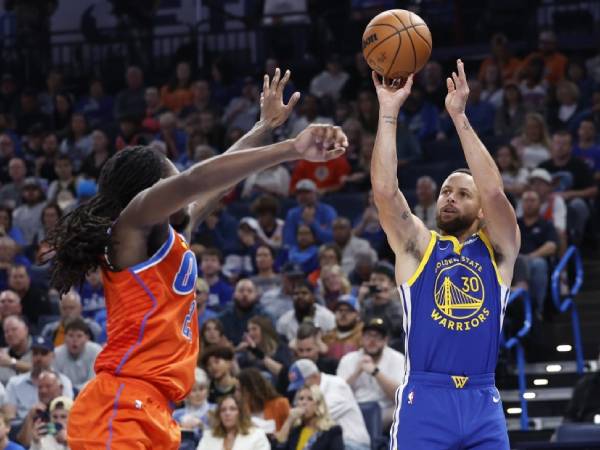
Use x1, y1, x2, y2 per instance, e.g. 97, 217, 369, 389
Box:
46, 146, 165, 294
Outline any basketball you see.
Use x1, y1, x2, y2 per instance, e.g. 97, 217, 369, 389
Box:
362, 9, 432, 79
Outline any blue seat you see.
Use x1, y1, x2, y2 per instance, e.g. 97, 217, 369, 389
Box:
322, 192, 367, 222
555, 423, 600, 443
359, 401, 388, 450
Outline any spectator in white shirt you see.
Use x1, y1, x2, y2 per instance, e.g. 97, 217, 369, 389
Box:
309, 55, 350, 101
276, 280, 335, 342
287, 359, 370, 450
331, 218, 377, 275
337, 317, 405, 428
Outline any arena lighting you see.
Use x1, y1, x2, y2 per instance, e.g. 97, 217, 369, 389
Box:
594, 415, 600, 425
556, 344, 572, 352
507, 408, 522, 415
523, 392, 536, 400
533, 379, 549, 386
546, 364, 562, 373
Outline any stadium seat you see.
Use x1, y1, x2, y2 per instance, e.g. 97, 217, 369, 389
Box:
555, 423, 600, 443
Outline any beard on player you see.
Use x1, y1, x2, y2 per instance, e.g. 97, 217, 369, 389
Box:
436, 206, 479, 237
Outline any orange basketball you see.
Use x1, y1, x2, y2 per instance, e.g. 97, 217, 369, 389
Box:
362, 9, 432, 79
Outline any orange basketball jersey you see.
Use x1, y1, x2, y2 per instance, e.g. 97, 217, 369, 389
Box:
95, 226, 199, 402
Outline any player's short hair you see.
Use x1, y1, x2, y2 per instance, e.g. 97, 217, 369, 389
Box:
200, 345, 234, 367
449, 168, 472, 177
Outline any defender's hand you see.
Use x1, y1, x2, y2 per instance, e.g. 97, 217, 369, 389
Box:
445, 59, 470, 118
372, 71, 414, 114
293, 124, 348, 162
261, 68, 300, 129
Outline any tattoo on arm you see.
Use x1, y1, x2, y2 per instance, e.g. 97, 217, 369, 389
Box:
382, 115, 397, 125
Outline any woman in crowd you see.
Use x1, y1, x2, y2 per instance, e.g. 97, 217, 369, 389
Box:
494, 82, 526, 138
238, 368, 290, 434
511, 112, 552, 169
318, 264, 352, 311
160, 61, 194, 113
173, 367, 214, 430
308, 243, 342, 285
237, 316, 292, 379
494, 144, 529, 200
201, 318, 232, 352
274, 385, 343, 450
197, 395, 270, 450
250, 196, 285, 249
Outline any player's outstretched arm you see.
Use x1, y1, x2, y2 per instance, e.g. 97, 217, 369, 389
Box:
445, 59, 520, 269
371, 72, 430, 260
120, 124, 348, 230
183, 67, 300, 236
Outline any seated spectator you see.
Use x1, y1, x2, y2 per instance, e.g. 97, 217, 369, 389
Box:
80, 129, 112, 180
237, 316, 291, 379
293, 322, 338, 375
495, 144, 529, 199
46, 155, 76, 211
290, 149, 351, 196
0, 158, 28, 210
200, 248, 234, 312
173, 368, 213, 434
413, 176, 438, 230
239, 368, 290, 434
480, 63, 504, 109
353, 191, 385, 253
539, 130, 597, 244
348, 253, 374, 289
250, 245, 282, 295
41, 290, 102, 346
242, 165, 291, 200
201, 319, 232, 352
564, 349, 600, 422
519, 57, 547, 116
35, 132, 59, 183
331, 217, 376, 275
58, 113, 92, 171
75, 78, 114, 129
518, 190, 559, 318
4, 336, 73, 422
512, 113, 551, 170
421, 61, 446, 110
478, 33, 521, 82
0, 290, 21, 345
289, 95, 333, 138
113, 66, 146, 122
0, 239, 29, 291
196, 278, 218, 328
219, 279, 265, 346
197, 395, 270, 450
29, 396, 71, 450
358, 262, 404, 350
79, 267, 105, 320
201, 346, 238, 404
0, 206, 25, 247
465, 79, 496, 136
277, 280, 335, 342
53, 318, 102, 391
0, 135, 19, 186
494, 82, 526, 138
155, 111, 187, 160
400, 85, 439, 142
180, 80, 219, 119
0, 316, 32, 384
194, 208, 238, 255
260, 263, 303, 320
251, 196, 285, 249
12, 178, 46, 247
0, 412, 24, 449
114, 115, 147, 151
283, 179, 337, 247
14, 370, 69, 447
30, 203, 61, 252
141, 86, 163, 134
222, 77, 260, 134
287, 359, 370, 450
275, 384, 343, 450
223, 219, 260, 281
573, 119, 600, 181
309, 55, 349, 102
160, 61, 193, 114
520, 30, 568, 86
308, 243, 341, 286
547, 81, 583, 132
318, 264, 352, 311
323, 295, 363, 361
283, 224, 319, 275
337, 318, 405, 428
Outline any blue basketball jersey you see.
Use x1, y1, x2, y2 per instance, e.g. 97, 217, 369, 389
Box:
398, 230, 510, 376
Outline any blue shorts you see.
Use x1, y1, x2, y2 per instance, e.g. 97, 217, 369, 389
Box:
389, 371, 509, 450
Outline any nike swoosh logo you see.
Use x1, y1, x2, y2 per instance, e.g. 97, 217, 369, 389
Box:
492, 396, 501, 403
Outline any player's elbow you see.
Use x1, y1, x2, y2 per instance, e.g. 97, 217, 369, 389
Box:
372, 183, 399, 203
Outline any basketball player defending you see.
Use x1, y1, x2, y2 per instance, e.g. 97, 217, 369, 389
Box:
372, 60, 519, 450
47, 69, 346, 449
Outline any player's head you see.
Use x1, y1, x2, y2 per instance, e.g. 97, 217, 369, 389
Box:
436, 169, 483, 236
46, 146, 172, 294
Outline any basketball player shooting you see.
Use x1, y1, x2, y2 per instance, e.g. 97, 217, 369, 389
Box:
371, 60, 519, 449
46, 69, 347, 449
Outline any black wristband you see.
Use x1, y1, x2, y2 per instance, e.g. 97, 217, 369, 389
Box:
371, 367, 380, 377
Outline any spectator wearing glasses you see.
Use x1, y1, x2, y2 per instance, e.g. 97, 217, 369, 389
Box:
323, 295, 363, 361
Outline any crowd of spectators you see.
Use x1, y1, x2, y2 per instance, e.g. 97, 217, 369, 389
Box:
0, 14, 598, 448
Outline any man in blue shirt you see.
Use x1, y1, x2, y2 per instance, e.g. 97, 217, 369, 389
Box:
200, 248, 233, 312
282, 179, 337, 246
0, 412, 25, 449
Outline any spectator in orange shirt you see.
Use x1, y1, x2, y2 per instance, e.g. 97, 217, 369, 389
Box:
160, 61, 194, 113
520, 30, 568, 86
290, 155, 351, 195
478, 33, 521, 82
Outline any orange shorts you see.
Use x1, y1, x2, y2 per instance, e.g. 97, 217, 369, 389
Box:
67, 372, 180, 450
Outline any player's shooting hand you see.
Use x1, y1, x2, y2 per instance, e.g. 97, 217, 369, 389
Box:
445, 59, 470, 118
293, 124, 348, 162
261, 68, 301, 129
372, 71, 414, 114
